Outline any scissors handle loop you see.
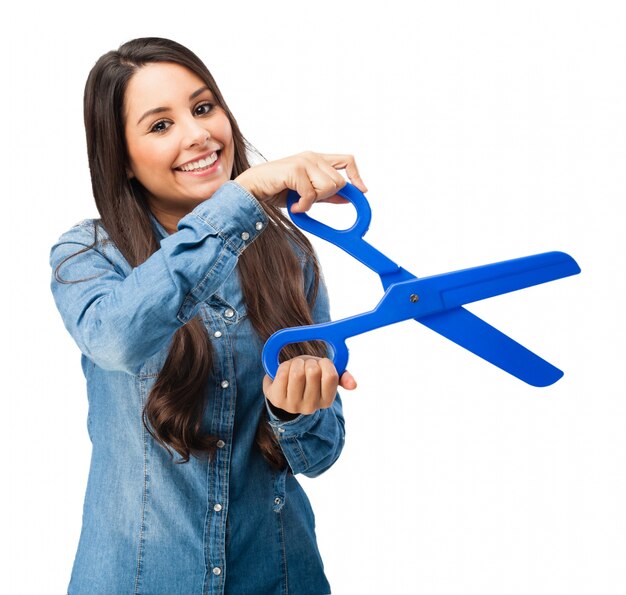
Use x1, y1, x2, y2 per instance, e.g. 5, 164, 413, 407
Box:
287, 182, 372, 236
262, 324, 349, 380
287, 184, 400, 276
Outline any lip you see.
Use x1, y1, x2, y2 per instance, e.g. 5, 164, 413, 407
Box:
174, 149, 221, 170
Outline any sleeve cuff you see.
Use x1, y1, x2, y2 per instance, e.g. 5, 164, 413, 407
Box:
183, 181, 268, 255
265, 399, 321, 437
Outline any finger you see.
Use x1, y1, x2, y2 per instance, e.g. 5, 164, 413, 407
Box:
339, 369, 358, 391
320, 154, 368, 193
301, 358, 324, 414
286, 357, 307, 412
263, 360, 291, 404
314, 159, 350, 204
290, 159, 343, 213
315, 159, 348, 191
290, 164, 318, 214
318, 357, 340, 407
305, 162, 349, 204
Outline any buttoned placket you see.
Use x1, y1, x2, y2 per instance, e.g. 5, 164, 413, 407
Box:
202, 305, 238, 595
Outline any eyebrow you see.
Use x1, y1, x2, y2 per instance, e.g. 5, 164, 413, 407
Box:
136, 86, 212, 125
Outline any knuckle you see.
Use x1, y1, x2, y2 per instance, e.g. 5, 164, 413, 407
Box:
305, 365, 322, 381
297, 151, 312, 162
275, 362, 290, 380
322, 358, 339, 382
289, 358, 305, 374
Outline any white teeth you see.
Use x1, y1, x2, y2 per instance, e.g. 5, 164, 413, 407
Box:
179, 152, 218, 171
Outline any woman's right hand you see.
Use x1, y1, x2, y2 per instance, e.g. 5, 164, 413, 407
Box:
234, 151, 368, 213
263, 355, 357, 417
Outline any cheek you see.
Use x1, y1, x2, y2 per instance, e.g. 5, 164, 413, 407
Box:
129, 140, 172, 176
215, 112, 234, 146
218, 119, 235, 169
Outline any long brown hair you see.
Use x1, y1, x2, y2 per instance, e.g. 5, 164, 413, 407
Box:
66, 37, 325, 465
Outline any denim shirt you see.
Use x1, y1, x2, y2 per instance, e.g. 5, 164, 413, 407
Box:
49, 181, 344, 595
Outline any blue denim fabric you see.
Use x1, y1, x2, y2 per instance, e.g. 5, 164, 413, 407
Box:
49, 181, 343, 595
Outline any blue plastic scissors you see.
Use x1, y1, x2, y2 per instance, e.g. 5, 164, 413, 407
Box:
262, 183, 581, 387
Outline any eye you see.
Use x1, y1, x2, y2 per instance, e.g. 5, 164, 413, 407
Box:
150, 119, 171, 134
194, 101, 215, 117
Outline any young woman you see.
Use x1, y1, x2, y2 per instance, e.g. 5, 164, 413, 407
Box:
49, 37, 366, 595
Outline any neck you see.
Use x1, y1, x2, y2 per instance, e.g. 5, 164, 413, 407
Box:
148, 201, 192, 235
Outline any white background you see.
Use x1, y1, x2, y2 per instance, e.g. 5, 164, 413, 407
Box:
2, 0, 625, 593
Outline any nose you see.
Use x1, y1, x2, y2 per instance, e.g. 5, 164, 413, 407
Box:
182, 116, 211, 149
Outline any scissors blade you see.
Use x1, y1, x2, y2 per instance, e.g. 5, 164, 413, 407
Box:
421, 251, 581, 311
418, 307, 563, 387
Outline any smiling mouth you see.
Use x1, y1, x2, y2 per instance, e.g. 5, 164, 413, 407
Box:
176, 151, 219, 172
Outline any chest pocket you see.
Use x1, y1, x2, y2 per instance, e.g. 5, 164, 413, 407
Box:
205, 265, 248, 323
207, 267, 246, 322
138, 266, 248, 379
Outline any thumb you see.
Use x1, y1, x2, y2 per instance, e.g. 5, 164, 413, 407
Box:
339, 369, 357, 390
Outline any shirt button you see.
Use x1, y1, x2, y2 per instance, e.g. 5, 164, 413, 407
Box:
255, 221, 263, 231
221, 380, 229, 389
213, 330, 223, 338
277, 427, 285, 433
224, 308, 235, 319
214, 503, 223, 512
216, 440, 225, 448
274, 497, 282, 505
241, 231, 250, 241
212, 566, 222, 576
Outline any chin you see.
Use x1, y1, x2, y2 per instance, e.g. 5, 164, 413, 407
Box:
199, 179, 228, 198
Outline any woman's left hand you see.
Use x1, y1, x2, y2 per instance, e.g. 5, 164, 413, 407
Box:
263, 356, 357, 416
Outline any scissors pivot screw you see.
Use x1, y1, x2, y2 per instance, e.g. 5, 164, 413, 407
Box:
410, 294, 419, 303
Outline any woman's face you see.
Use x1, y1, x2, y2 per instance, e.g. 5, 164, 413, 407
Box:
124, 62, 235, 223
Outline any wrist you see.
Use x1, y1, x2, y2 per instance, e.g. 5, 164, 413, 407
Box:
234, 171, 256, 197
265, 398, 300, 421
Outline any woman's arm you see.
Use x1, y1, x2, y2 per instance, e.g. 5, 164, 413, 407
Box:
49, 181, 267, 375
264, 264, 349, 478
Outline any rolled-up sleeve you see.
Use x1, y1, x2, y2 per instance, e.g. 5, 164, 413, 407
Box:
265, 263, 346, 478
49, 181, 267, 374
